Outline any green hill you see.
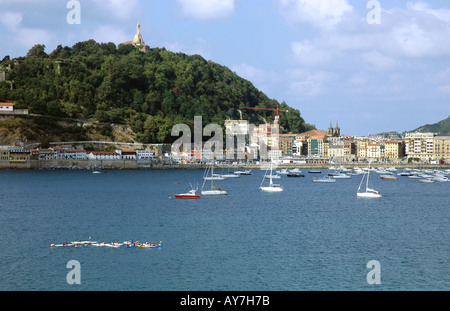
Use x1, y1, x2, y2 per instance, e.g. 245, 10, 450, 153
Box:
410, 116, 450, 134
0, 41, 314, 145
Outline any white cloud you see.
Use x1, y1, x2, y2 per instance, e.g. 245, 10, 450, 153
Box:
280, 1, 450, 60
348, 73, 369, 86
389, 22, 434, 58
90, 25, 129, 45
291, 40, 332, 66
437, 68, 450, 80
341, 3, 450, 58
164, 37, 213, 59
92, 0, 141, 21
438, 84, 450, 94
288, 69, 338, 96
15, 28, 52, 49
232, 63, 281, 95
409, 1, 450, 22
361, 51, 397, 71
278, 0, 353, 29
232, 63, 265, 80
178, 0, 235, 21
0, 12, 23, 32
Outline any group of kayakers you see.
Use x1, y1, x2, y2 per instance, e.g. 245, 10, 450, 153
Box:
51, 238, 162, 248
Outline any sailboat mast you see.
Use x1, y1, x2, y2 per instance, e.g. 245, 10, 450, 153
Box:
268, 162, 272, 186
366, 169, 370, 192
357, 172, 364, 192
211, 160, 214, 190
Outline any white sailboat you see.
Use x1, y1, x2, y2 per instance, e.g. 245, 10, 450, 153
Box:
357, 166, 381, 198
313, 169, 336, 183
201, 161, 227, 196
260, 162, 284, 192
275, 168, 290, 175
203, 161, 225, 180
234, 169, 252, 175
219, 168, 240, 178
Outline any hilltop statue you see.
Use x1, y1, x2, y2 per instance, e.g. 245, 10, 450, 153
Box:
133, 22, 145, 46
119, 22, 150, 53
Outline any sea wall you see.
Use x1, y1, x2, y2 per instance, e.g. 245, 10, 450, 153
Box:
0, 160, 448, 170
27, 160, 207, 170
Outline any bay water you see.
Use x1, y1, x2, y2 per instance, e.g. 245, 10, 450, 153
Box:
0, 168, 448, 291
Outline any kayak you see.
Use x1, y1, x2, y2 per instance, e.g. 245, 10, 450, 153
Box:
52, 239, 161, 248
104, 243, 122, 248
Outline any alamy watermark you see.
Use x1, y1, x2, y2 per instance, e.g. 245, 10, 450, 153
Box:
67, 0, 81, 25
66, 260, 81, 285
171, 116, 280, 169
367, 0, 381, 25
366, 260, 381, 285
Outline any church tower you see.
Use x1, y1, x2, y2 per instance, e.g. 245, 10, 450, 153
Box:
334, 122, 341, 137
328, 122, 334, 137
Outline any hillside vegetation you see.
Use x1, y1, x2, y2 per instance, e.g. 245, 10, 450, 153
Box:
411, 116, 450, 134
0, 41, 314, 144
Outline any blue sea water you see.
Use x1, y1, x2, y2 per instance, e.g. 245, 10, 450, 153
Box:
0, 168, 448, 291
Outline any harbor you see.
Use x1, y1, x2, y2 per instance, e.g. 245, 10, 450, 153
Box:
1, 158, 450, 171
0, 168, 448, 290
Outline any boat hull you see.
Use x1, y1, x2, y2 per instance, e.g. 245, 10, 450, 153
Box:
419, 179, 435, 183
260, 186, 284, 192
331, 175, 351, 179
313, 178, 336, 183
380, 175, 398, 180
175, 195, 201, 199
203, 177, 225, 181
357, 192, 381, 198
201, 190, 228, 196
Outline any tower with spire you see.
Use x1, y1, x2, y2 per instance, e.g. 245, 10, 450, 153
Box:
328, 122, 334, 137
327, 122, 341, 137
334, 122, 340, 137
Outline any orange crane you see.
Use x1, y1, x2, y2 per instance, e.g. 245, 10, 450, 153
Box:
239, 106, 289, 124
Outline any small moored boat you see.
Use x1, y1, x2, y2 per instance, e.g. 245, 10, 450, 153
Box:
380, 174, 398, 180
175, 189, 201, 199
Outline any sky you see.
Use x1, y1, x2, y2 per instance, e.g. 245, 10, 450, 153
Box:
0, 0, 449, 136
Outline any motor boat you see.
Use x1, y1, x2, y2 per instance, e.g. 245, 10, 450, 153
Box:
175, 189, 201, 199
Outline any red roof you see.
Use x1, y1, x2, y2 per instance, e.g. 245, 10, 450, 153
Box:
0, 103, 14, 106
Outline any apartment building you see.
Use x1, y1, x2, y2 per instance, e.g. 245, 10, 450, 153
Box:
433, 133, 450, 163
404, 132, 434, 160
384, 141, 405, 160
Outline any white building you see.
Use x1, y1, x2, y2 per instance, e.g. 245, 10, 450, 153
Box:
88, 151, 120, 160
0, 103, 14, 112
404, 132, 434, 161
63, 149, 87, 160
136, 150, 155, 160
115, 149, 137, 160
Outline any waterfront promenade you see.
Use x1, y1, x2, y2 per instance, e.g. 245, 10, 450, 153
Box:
1, 159, 449, 170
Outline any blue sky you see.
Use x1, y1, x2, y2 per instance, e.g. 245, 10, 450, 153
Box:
0, 0, 449, 135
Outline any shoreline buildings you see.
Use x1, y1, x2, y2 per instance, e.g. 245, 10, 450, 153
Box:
0, 115, 449, 167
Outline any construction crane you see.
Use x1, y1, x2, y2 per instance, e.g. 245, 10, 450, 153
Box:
239, 106, 289, 125
240, 106, 289, 155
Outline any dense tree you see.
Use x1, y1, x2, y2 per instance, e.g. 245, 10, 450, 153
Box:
0, 40, 315, 143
